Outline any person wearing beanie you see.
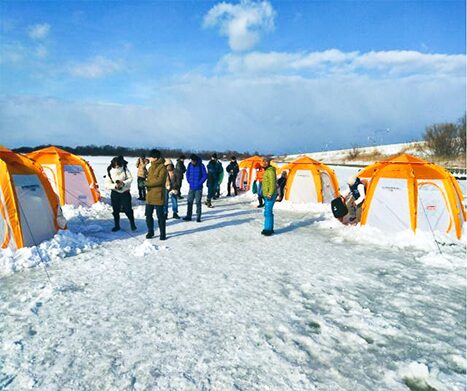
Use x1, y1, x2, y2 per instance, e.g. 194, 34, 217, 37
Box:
183, 154, 208, 222
105, 156, 137, 232
145, 149, 168, 240
175, 155, 187, 199
206, 153, 222, 207
225, 156, 239, 196
261, 157, 277, 236
341, 175, 366, 223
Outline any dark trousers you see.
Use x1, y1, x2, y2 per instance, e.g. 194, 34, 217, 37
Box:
186, 189, 202, 220
145, 204, 166, 238
227, 174, 238, 195
137, 177, 146, 199
207, 181, 216, 201
111, 191, 135, 227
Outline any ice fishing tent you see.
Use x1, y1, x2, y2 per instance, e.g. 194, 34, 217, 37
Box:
0, 146, 66, 249
357, 154, 466, 239
280, 156, 339, 203
27, 146, 100, 207
238, 156, 278, 190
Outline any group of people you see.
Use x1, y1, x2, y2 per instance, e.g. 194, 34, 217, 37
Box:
105, 152, 366, 240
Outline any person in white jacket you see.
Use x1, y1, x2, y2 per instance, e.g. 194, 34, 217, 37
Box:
105, 156, 137, 232
341, 175, 366, 223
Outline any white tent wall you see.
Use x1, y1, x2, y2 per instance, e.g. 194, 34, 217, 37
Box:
13, 174, 56, 247
0, 189, 7, 247
319, 170, 335, 203
289, 170, 317, 203
417, 180, 453, 235
41, 164, 59, 195
365, 178, 411, 232
64, 165, 93, 207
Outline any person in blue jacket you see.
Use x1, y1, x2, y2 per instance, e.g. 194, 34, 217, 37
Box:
183, 154, 208, 222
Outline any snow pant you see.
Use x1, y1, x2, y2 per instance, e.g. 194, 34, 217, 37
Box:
257, 182, 264, 206
186, 189, 202, 220
164, 190, 179, 214
111, 190, 135, 228
137, 177, 146, 200
227, 174, 238, 195
263, 196, 276, 231
145, 204, 166, 238
207, 181, 216, 201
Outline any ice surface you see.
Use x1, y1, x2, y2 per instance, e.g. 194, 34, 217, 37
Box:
0, 155, 465, 390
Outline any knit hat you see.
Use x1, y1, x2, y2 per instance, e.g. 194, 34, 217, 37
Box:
347, 176, 357, 186
211, 153, 218, 159
149, 149, 161, 159
164, 158, 173, 166
190, 154, 199, 161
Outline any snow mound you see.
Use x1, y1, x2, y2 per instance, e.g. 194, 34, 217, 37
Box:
133, 241, 168, 257
0, 230, 98, 277
398, 362, 441, 391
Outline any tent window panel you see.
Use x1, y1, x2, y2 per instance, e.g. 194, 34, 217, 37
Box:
319, 171, 334, 203
417, 181, 451, 234
12, 174, 56, 247
366, 178, 411, 232
289, 170, 317, 203
41, 164, 59, 195
64, 165, 93, 207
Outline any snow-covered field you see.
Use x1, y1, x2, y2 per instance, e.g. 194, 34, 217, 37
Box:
1, 156, 466, 391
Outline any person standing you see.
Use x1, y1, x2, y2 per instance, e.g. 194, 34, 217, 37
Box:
183, 154, 208, 222
164, 160, 181, 219
175, 155, 187, 199
276, 171, 288, 202
261, 157, 277, 236
206, 153, 221, 208
214, 159, 223, 199
254, 163, 265, 207
136, 154, 148, 200
145, 149, 168, 240
226, 156, 239, 196
105, 156, 137, 232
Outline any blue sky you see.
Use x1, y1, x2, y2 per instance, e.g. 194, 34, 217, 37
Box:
1, 0, 465, 153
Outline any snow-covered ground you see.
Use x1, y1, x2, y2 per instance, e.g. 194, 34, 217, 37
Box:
0, 156, 466, 391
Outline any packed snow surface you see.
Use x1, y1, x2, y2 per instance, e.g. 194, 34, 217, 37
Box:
0, 157, 465, 391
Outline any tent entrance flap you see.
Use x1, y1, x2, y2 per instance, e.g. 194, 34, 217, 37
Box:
320, 170, 334, 203
417, 181, 452, 234
13, 174, 57, 247
289, 170, 317, 203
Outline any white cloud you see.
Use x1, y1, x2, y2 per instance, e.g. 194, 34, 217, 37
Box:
69, 56, 123, 79
28, 23, 50, 40
0, 42, 26, 64
203, 0, 275, 51
35, 45, 48, 59
217, 49, 465, 77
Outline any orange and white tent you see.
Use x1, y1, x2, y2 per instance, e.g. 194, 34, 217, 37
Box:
280, 156, 339, 203
238, 156, 278, 191
27, 146, 100, 207
357, 154, 465, 239
0, 146, 66, 249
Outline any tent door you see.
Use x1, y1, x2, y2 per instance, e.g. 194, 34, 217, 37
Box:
64, 165, 93, 207
417, 182, 452, 234
13, 174, 56, 247
319, 170, 334, 203
289, 169, 317, 203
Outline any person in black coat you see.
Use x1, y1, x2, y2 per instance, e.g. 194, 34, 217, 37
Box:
276, 171, 288, 202
174, 155, 187, 199
225, 156, 240, 196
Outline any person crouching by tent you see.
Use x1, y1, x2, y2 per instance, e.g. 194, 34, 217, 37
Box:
164, 160, 181, 219
254, 163, 265, 208
261, 157, 277, 236
145, 149, 168, 240
136, 154, 149, 200
341, 175, 366, 223
183, 154, 208, 222
105, 156, 137, 232
276, 171, 288, 202
226, 156, 239, 196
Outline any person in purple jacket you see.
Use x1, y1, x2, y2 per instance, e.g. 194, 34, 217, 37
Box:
183, 154, 208, 222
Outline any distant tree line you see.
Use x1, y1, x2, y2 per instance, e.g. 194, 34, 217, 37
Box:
13, 144, 259, 160
423, 114, 466, 158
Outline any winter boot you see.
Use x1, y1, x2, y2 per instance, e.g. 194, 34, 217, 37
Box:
173, 212, 180, 219
146, 231, 154, 239
112, 213, 120, 232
